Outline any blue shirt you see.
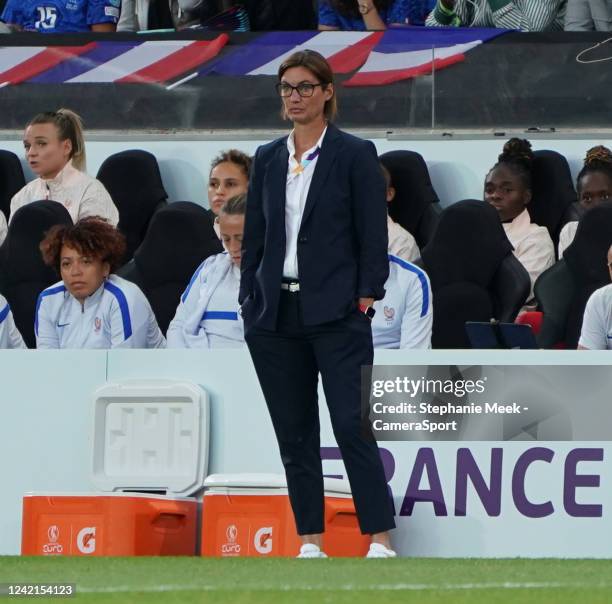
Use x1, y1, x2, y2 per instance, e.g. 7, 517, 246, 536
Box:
1, 0, 120, 33
318, 0, 436, 29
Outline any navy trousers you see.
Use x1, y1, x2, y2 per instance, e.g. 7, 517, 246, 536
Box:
245, 289, 396, 535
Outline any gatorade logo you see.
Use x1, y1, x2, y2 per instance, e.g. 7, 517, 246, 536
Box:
254, 527, 273, 555
76, 527, 96, 554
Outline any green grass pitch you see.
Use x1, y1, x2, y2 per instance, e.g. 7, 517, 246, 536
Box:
2, 557, 612, 603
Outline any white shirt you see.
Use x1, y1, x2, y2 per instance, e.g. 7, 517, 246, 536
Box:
0, 295, 26, 349
36, 275, 165, 349
503, 208, 555, 301
558, 220, 578, 258
167, 252, 244, 348
10, 161, 119, 226
283, 127, 327, 279
578, 283, 612, 350
388, 215, 420, 263
0, 211, 7, 247
372, 255, 433, 349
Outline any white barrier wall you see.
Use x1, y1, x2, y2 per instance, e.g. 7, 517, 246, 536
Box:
1, 134, 610, 209
1, 349, 611, 557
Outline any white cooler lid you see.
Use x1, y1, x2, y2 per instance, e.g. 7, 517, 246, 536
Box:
204, 473, 352, 495
23, 491, 197, 502
92, 380, 209, 496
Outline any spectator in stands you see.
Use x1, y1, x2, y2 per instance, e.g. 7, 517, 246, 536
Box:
118, 0, 203, 31
381, 163, 419, 262
10, 109, 118, 229
36, 217, 165, 349
167, 194, 245, 348
578, 244, 612, 349
319, 0, 435, 29
558, 145, 612, 256
0, 294, 26, 349
207, 149, 250, 237
484, 138, 555, 303
565, 0, 612, 30
372, 254, 432, 348
426, 0, 566, 30
240, 0, 317, 30
1, 0, 119, 32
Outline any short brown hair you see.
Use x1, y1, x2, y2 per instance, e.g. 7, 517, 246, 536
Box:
209, 149, 252, 180
278, 50, 337, 121
40, 217, 126, 274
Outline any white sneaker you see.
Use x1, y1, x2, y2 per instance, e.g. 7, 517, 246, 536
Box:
297, 543, 328, 558
366, 543, 397, 558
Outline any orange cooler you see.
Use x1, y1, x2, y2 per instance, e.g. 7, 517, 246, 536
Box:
22, 493, 197, 556
201, 474, 369, 557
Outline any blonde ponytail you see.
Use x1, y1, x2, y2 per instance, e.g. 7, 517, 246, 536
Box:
28, 108, 87, 172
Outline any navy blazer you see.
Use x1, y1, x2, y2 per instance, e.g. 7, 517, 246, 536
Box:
240, 123, 389, 329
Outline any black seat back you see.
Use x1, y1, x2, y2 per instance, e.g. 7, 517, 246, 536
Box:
421, 199, 518, 348
380, 150, 441, 249
0, 150, 26, 222
530, 150, 577, 247
97, 150, 168, 262
491, 253, 531, 323
536, 201, 612, 347
117, 201, 223, 334
0, 200, 72, 348
534, 260, 576, 348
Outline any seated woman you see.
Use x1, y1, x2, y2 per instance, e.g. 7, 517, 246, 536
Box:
372, 254, 432, 349
319, 0, 434, 30
10, 109, 119, 227
167, 194, 245, 348
559, 145, 612, 256
0, 294, 26, 349
36, 218, 165, 349
206, 150, 250, 238
578, 244, 612, 350
484, 138, 554, 303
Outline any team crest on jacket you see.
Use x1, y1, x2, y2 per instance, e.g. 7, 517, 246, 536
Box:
94, 317, 102, 333
383, 306, 395, 322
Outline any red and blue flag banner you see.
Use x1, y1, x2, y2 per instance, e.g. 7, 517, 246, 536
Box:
200, 27, 507, 86
199, 31, 385, 76
0, 34, 229, 87
0, 44, 96, 86
343, 27, 506, 86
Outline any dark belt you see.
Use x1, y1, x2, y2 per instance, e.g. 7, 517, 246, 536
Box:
281, 278, 300, 292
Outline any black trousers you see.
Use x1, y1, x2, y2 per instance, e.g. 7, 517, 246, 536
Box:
245, 290, 396, 535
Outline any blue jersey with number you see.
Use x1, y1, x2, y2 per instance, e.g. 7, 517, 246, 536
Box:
1, 0, 120, 32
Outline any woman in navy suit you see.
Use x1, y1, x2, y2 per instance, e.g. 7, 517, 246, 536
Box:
240, 50, 396, 558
